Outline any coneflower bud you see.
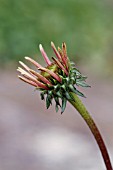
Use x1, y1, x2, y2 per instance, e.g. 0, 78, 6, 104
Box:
17, 42, 90, 113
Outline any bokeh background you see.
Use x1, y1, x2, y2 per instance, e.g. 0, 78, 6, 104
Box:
0, 0, 113, 170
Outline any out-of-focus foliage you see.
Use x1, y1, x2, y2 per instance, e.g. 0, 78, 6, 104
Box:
0, 0, 113, 70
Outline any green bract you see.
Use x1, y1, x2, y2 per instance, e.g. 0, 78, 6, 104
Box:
40, 62, 90, 113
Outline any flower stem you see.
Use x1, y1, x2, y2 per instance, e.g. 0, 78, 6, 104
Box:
68, 92, 112, 170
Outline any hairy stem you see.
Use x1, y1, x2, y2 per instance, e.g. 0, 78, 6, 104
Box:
68, 92, 112, 170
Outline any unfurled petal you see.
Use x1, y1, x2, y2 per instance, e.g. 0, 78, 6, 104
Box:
33, 80, 49, 90
52, 57, 68, 76
39, 44, 52, 65
62, 42, 67, 59
58, 47, 63, 58
19, 61, 31, 72
18, 75, 38, 87
29, 69, 52, 85
58, 46, 68, 71
51, 42, 61, 60
17, 67, 35, 79
25, 56, 42, 68
17, 67, 49, 89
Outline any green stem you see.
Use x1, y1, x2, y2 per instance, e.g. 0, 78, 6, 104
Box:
68, 92, 112, 170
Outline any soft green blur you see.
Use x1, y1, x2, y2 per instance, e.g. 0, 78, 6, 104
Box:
0, 0, 113, 74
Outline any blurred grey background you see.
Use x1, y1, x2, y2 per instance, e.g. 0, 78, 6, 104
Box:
0, 0, 113, 170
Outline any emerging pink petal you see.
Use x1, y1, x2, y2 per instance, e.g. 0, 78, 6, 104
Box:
17, 67, 48, 90
39, 44, 52, 65
17, 67, 35, 80
52, 57, 68, 76
29, 69, 52, 85
25, 56, 42, 68
18, 75, 38, 87
19, 61, 31, 72
51, 42, 61, 60
33, 80, 49, 90
39, 67, 62, 83
62, 42, 67, 59
58, 46, 68, 71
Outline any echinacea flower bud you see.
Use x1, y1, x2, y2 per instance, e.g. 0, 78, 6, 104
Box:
17, 42, 90, 113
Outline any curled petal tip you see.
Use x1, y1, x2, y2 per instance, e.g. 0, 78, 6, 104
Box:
18, 75, 23, 79
25, 56, 33, 61
51, 41, 54, 46
62, 42, 66, 47
17, 67, 21, 72
19, 61, 30, 71
39, 44, 43, 50
17, 68, 21, 73
19, 61, 24, 67
25, 56, 29, 59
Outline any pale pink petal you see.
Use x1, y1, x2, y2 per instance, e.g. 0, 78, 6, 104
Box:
19, 61, 30, 72
17, 67, 39, 84
39, 44, 52, 65
62, 42, 69, 70
52, 57, 68, 76
29, 69, 52, 85
18, 75, 38, 87
39, 67, 62, 83
34, 80, 49, 90
51, 42, 61, 60
58, 46, 68, 71
21, 74, 49, 90
25, 56, 42, 68
62, 42, 67, 59
17, 67, 35, 79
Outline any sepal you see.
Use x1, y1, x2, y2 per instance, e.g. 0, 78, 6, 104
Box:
76, 80, 91, 87
69, 84, 85, 97
61, 98, 67, 114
